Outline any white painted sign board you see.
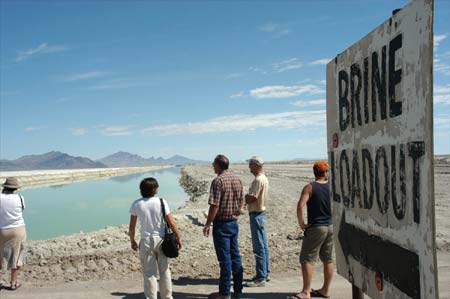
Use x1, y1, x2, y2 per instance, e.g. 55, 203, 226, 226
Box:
326, 0, 438, 298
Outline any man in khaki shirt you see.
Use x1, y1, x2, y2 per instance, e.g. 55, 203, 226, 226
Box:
244, 156, 270, 288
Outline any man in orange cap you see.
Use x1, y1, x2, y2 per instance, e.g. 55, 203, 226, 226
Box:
288, 161, 333, 299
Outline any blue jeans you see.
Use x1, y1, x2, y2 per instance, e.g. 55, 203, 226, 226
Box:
249, 212, 270, 280
212, 219, 244, 295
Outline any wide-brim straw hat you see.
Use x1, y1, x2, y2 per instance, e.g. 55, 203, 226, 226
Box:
1, 177, 21, 189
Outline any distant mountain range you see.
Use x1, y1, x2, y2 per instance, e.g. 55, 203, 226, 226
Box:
0, 151, 206, 171
0, 151, 106, 171
97, 151, 205, 167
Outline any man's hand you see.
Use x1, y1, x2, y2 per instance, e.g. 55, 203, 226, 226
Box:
177, 238, 183, 250
203, 225, 210, 237
131, 240, 138, 251
300, 222, 311, 230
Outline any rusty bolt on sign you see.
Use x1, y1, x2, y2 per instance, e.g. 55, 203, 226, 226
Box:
332, 133, 339, 148
375, 271, 383, 292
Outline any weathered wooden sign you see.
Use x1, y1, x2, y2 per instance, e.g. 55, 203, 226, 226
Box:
326, 1, 438, 298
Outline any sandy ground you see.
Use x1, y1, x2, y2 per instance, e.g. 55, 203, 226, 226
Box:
0, 162, 448, 298
0, 270, 371, 299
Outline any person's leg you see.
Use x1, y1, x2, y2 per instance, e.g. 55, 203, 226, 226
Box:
230, 220, 243, 294
140, 238, 158, 299
317, 226, 334, 296
301, 262, 313, 295
155, 237, 173, 299
249, 214, 266, 281
213, 221, 232, 295
9, 226, 25, 289
317, 261, 334, 296
10, 267, 20, 288
259, 213, 270, 280
297, 226, 327, 298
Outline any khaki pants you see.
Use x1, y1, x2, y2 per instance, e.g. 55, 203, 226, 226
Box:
139, 236, 173, 299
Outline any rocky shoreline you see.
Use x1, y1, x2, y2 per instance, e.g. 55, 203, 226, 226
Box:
10, 162, 450, 287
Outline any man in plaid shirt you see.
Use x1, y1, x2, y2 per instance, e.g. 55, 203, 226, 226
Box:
203, 154, 244, 299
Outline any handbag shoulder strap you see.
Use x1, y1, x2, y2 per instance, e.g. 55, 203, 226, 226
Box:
159, 198, 169, 231
18, 194, 24, 211
160, 197, 166, 218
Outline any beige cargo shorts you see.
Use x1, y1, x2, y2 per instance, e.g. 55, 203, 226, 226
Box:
300, 225, 333, 264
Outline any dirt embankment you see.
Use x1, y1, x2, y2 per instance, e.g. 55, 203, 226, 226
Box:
14, 162, 450, 288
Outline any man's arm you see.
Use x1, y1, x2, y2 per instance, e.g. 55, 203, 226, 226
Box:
297, 184, 312, 230
203, 204, 219, 237
129, 215, 138, 251
166, 213, 183, 249
245, 179, 260, 204
245, 194, 257, 204
204, 178, 222, 237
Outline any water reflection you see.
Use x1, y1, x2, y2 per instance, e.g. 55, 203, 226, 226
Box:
20, 167, 188, 240
108, 172, 143, 183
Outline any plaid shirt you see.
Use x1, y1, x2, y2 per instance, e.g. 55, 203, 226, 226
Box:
208, 170, 244, 221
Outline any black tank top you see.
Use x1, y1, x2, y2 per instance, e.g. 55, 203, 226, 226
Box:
307, 181, 332, 226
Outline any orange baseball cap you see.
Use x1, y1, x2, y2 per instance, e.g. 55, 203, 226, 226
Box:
313, 160, 329, 172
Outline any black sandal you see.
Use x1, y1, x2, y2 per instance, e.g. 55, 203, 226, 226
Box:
310, 289, 330, 298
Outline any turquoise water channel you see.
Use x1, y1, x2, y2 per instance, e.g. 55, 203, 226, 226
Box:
18, 167, 188, 240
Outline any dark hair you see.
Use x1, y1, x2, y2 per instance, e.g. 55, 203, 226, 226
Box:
140, 177, 159, 198
313, 167, 326, 178
214, 154, 229, 170
2, 187, 17, 194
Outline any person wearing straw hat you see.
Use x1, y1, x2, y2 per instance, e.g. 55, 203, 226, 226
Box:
0, 177, 26, 291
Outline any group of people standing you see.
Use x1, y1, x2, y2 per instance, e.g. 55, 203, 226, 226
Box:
0, 155, 333, 299
127, 154, 334, 299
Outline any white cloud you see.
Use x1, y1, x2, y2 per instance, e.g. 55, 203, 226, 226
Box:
310, 58, 332, 66
63, 71, 109, 82
271, 58, 303, 73
260, 22, 291, 38
248, 66, 268, 75
16, 43, 68, 62
297, 136, 327, 146
246, 58, 304, 76
291, 98, 326, 107
99, 125, 135, 136
434, 33, 448, 48
434, 94, 450, 104
249, 84, 325, 99
435, 60, 450, 76
230, 91, 246, 99
434, 115, 450, 129
71, 128, 88, 136
89, 79, 149, 90
141, 110, 325, 136
435, 85, 450, 94
434, 85, 450, 104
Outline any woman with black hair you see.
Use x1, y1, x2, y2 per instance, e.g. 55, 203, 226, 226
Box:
128, 177, 182, 299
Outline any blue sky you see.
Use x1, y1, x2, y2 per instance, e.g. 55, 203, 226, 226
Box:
1, 0, 449, 162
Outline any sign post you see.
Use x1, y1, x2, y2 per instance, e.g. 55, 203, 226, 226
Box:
326, 1, 438, 298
